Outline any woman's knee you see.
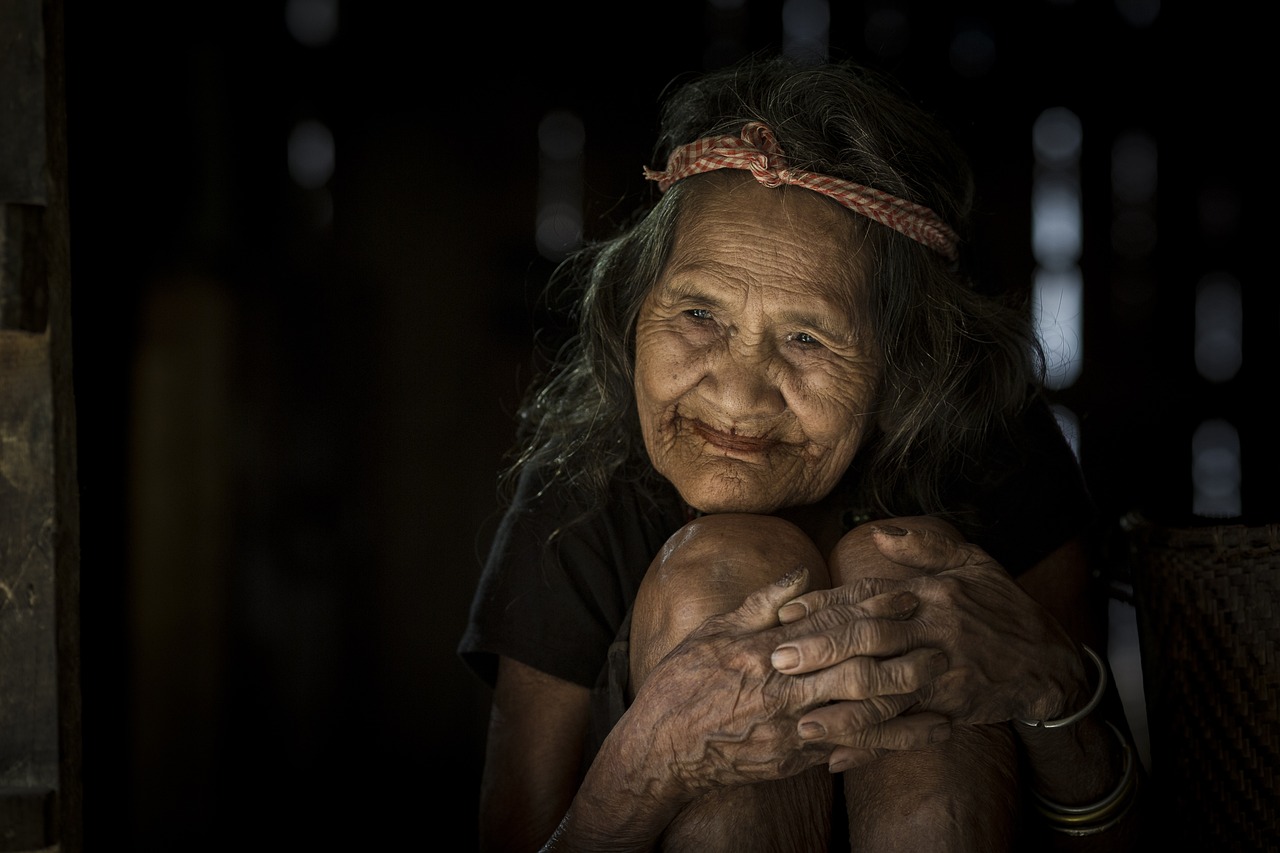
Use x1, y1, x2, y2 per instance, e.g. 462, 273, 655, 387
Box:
629, 513, 827, 686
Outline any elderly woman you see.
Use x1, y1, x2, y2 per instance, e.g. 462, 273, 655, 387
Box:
459, 55, 1143, 851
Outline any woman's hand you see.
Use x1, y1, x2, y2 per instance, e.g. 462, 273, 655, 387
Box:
618, 566, 951, 800
772, 518, 1090, 731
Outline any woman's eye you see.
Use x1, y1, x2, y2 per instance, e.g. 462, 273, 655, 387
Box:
790, 331, 821, 347
685, 308, 713, 321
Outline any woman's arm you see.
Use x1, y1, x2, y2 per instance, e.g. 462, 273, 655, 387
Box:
1013, 541, 1146, 850
479, 656, 590, 852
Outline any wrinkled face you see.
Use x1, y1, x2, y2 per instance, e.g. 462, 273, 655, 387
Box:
634, 176, 879, 515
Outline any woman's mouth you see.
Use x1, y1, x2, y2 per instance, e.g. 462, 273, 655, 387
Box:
690, 420, 779, 455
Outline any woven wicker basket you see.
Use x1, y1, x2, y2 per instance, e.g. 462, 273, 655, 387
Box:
1125, 515, 1280, 852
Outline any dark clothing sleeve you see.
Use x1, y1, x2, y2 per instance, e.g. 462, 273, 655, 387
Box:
456, 467, 684, 690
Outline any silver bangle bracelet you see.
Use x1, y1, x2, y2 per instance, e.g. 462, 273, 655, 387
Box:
1032, 721, 1139, 835
1016, 644, 1107, 729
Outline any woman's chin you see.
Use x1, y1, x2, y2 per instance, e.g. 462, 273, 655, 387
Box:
664, 460, 836, 516
678, 486, 788, 517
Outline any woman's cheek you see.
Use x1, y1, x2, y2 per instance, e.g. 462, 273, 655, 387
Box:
640, 337, 699, 396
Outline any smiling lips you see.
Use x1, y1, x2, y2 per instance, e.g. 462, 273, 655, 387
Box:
690, 419, 780, 455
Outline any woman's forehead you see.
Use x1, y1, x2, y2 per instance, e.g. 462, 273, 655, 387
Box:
662, 175, 868, 308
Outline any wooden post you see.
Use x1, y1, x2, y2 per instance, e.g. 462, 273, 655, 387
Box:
0, 0, 82, 850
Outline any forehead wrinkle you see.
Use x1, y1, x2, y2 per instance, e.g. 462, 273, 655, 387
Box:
664, 220, 850, 301
655, 257, 754, 307
663, 178, 869, 338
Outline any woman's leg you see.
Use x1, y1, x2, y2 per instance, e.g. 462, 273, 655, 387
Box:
628, 513, 835, 853
831, 519, 1020, 852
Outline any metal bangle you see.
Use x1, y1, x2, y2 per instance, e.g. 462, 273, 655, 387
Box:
1016, 644, 1107, 729
1036, 722, 1131, 817
1031, 720, 1137, 829
1051, 806, 1134, 837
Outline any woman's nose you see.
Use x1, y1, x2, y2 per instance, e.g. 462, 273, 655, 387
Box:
701, 340, 785, 415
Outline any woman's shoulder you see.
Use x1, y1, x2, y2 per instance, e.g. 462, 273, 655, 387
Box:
958, 394, 1095, 571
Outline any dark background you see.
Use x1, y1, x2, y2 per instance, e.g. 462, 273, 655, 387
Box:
60, 2, 1268, 850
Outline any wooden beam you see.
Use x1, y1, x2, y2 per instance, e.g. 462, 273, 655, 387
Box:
0, 0, 81, 850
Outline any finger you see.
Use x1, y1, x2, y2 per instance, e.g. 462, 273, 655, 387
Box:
899, 666, 963, 717
786, 647, 948, 706
717, 567, 815, 634
825, 746, 885, 773
771, 611, 934, 675
777, 577, 912, 624
796, 690, 917, 742
824, 712, 952, 772
798, 696, 952, 753
779, 587, 921, 638
871, 523, 989, 573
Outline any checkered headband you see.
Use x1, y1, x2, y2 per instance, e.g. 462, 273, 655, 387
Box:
642, 121, 959, 261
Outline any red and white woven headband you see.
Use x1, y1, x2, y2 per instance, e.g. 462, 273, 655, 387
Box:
642, 121, 959, 261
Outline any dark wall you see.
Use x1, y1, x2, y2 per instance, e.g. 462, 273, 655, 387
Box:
62, 2, 1268, 850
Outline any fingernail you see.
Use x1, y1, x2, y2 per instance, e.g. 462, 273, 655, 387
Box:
875, 524, 908, 536
828, 757, 850, 773
799, 721, 825, 740
775, 568, 805, 587
772, 646, 800, 671
930, 723, 952, 743
891, 591, 918, 616
777, 602, 807, 623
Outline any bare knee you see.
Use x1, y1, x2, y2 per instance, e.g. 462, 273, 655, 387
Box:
629, 513, 828, 689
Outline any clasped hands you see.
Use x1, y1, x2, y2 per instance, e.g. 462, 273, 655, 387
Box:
628, 516, 1082, 796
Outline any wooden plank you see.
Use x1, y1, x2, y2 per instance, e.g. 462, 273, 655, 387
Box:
0, 331, 58, 852
0, 0, 47, 205
0, 0, 80, 849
